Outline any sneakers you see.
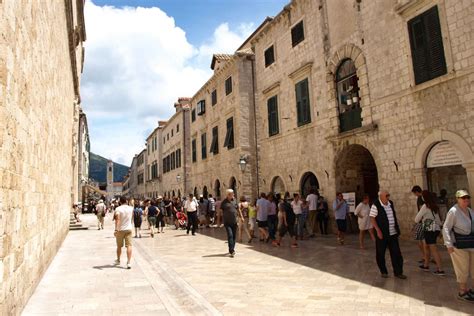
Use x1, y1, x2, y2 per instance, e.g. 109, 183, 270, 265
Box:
114, 259, 120, 266
418, 265, 430, 272
433, 270, 445, 276
230, 251, 235, 258
126, 263, 131, 270
457, 291, 474, 302
395, 274, 407, 280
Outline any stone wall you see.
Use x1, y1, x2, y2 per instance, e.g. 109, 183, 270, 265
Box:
0, 1, 85, 314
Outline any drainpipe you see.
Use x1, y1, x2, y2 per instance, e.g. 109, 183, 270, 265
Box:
250, 55, 260, 197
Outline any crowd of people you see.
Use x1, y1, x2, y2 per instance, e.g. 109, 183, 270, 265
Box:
91, 185, 474, 303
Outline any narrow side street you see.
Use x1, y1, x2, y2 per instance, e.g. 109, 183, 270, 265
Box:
23, 214, 472, 315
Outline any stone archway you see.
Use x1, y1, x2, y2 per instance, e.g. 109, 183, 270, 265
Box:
335, 144, 379, 202
214, 179, 221, 199
229, 177, 237, 198
300, 172, 320, 197
271, 176, 286, 195
193, 187, 198, 198
414, 130, 474, 204
203, 186, 209, 199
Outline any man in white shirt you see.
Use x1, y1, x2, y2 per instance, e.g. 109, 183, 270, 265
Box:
306, 189, 319, 237
114, 196, 134, 269
184, 194, 199, 235
370, 190, 406, 279
95, 200, 106, 230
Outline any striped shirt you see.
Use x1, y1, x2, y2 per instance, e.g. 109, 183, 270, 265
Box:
370, 200, 397, 236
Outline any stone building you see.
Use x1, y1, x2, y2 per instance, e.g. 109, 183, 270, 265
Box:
135, 149, 147, 199
78, 109, 90, 205
161, 98, 192, 198
146, 126, 162, 198
243, 0, 474, 233
187, 51, 258, 200
0, 0, 86, 313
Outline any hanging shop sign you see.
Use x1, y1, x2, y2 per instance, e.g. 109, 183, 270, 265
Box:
342, 192, 356, 213
426, 141, 463, 168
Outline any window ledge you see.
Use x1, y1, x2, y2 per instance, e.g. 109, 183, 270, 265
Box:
327, 123, 378, 141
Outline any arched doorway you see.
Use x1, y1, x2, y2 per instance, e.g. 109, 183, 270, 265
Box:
203, 186, 209, 198
214, 179, 221, 199
193, 187, 198, 197
426, 141, 469, 207
172, 190, 175, 198
335, 145, 379, 202
300, 172, 319, 197
177, 189, 181, 198
229, 177, 237, 198
271, 176, 286, 195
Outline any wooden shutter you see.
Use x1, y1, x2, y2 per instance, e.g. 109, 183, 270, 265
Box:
425, 6, 447, 79
224, 118, 234, 149
201, 133, 207, 159
192, 139, 196, 162
267, 96, 279, 136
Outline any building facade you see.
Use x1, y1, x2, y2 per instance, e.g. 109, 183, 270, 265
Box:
188, 51, 258, 201
146, 126, 162, 198
0, 0, 86, 313
135, 149, 147, 199
161, 98, 192, 198
78, 109, 90, 205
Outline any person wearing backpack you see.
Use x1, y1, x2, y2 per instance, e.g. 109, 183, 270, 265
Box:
132, 203, 143, 238
415, 190, 444, 275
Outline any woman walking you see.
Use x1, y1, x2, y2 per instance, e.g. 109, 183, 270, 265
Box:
354, 195, 374, 249
237, 196, 252, 243
291, 193, 304, 240
415, 190, 444, 275
248, 200, 257, 241
132, 202, 143, 238
443, 190, 474, 302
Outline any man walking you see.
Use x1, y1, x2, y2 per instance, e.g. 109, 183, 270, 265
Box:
370, 190, 406, 279
333, 193, 348, 245
185, 194, 198, 235
208, 194, 216, 225
221, 189, 238, 257
114, 196, 134, 269
306, 189, 319, 237
96, 199, 106, 230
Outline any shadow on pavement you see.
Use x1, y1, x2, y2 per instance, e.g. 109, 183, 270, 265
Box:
202, 253, 230, 258
93, 264, 126, 270
195, 226, 472, 314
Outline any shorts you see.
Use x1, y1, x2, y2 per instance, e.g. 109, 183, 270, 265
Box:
278, 223, 296, 237
148, 216, 157, 226
134, 220, 142, 228
258, 220, 268, 228
424, 230, 440, 245
249, 218, 257, 230
116, 230, 132, 247
336, 219, 347, 232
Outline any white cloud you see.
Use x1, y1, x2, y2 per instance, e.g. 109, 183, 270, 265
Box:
82, 1, 253, 166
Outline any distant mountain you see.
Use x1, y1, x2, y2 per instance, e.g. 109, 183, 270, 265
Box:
89, 152, 129, 184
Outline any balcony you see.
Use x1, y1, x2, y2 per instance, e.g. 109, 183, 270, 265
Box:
339, 107, 362, 133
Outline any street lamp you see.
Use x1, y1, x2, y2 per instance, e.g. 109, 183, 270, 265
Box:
238, 155, 248, 172
176, 174, 181, 182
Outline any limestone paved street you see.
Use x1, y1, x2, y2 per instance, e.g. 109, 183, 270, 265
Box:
23, 214, 473, 315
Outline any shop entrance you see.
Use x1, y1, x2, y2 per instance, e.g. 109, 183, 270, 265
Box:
300, 172, 319, 197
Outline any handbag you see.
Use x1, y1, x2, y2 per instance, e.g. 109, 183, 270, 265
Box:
453, 210, 474, 249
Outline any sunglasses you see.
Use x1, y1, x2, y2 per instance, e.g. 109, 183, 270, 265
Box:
461, 196, 471, 200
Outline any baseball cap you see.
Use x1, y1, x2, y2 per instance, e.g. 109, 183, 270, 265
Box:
455, 190, 470, 198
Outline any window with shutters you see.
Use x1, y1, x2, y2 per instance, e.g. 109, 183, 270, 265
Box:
291, 21, 305, 47
267, 96, 279, 136
176, 124, 179, 133
408, 6, 447, 85
265, 45, 275, 67
191, 108, 196, 122
197, 100, 206, 115
224, 117, 234, 149
336, 59, 362, 132
192, 139, 197, 162
225, 77, 232, 95
171, 152, 175, 170
211, 89, 217, 106
176, 149, 181, 168
295, 78, 311, 126
201, 133, 207, 160
162, 158, 166, 173
210, 126, 219, 155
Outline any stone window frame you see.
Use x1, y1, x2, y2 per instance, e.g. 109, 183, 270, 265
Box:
291, 19, 305, 48
262, 81, 281, 138
395, 0, 454, 89
327, 44, 372, 131
264, 44, 276, 67
289, 62, 313, 128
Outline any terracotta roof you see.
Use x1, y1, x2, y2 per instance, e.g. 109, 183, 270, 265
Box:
211, 54, 233, 70
178, 97, 191, 102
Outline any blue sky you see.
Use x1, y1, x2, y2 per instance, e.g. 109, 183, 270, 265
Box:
82, 0, 288, 165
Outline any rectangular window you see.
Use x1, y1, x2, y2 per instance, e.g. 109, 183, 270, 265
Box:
210, 126, 219, 155
264, 45, 275, 67
167, 133, 169, 141
176, 124, 179, 133
408, 5, 447, 85
225, 77, 232, 95
291, 21, 305, 47
162, 158, 166, 173
191, 108, 196, 122
171, 129, 174, 137
176, 148, 181, 168
295, 78, 311, 126
224, 117, 234, 149
192, 139, 197, 162
211, 89, 217, 106
171, 152, 175, 170
201, 133, 207, 160
197, 100, 206, 115
267, 96, 279, 136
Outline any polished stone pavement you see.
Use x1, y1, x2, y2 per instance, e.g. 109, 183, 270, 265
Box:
22, 214, 473, 315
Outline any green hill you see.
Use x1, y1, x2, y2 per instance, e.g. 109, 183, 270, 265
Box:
89, 152, 129, 184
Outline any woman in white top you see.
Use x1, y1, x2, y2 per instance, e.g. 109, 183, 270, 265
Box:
354, 195, 374, 249
442, 190, 474, 302
414, 190, 444, 275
